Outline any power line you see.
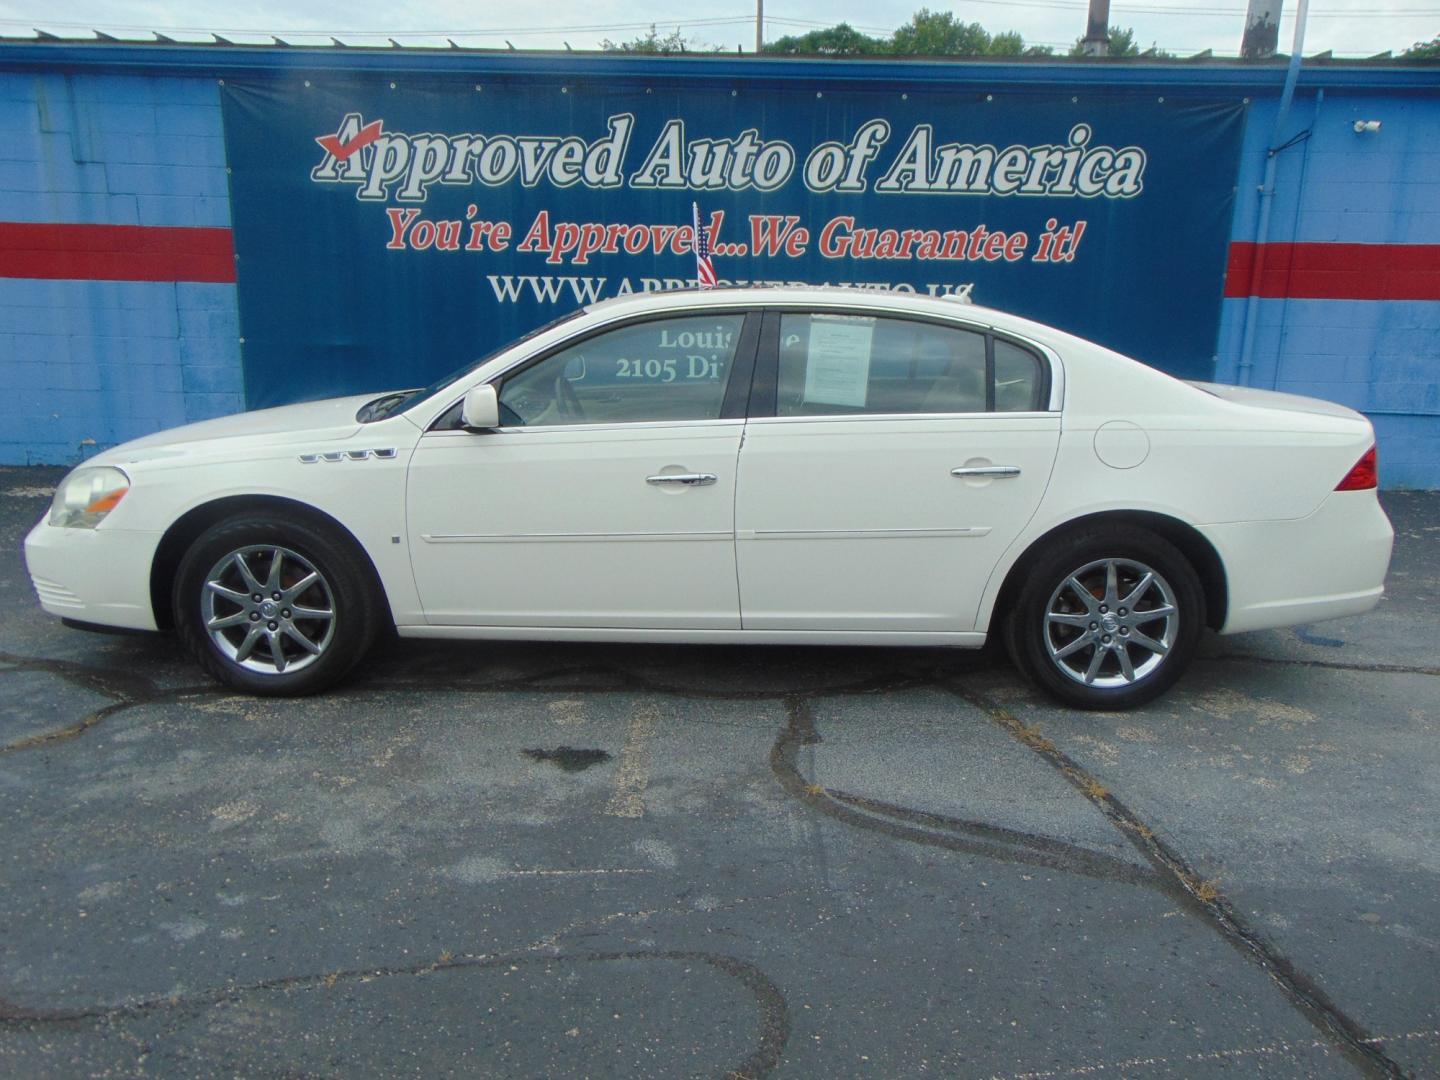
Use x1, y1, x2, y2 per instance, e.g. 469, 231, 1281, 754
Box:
0, 16, 761, 38
947, 0, 1440, 12
5, 3, 1438, 39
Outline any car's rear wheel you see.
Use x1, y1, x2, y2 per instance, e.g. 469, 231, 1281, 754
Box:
1005, 526, 1204, 710
173, 514, 381, 696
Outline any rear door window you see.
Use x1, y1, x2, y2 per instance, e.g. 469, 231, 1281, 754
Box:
774, 313, 1046, 416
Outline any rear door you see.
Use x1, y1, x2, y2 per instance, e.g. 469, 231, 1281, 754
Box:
734, 309, 1061, 633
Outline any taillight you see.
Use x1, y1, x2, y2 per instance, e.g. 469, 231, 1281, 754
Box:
1335, 446, 1378, 491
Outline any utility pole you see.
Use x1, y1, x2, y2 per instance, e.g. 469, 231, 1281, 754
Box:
756, 0, 764, 54
1080, 0, 1111, 57
1241, 0, 1282, 58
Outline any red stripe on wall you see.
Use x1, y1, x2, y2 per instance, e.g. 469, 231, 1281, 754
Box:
0, 222, 235, 284
1225, 241, 1440, 301
5, 226, 1435, 299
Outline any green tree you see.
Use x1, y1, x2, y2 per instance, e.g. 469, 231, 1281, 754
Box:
600, 25, 718, 53
1069, 25, 1142, 57
989, 30, 1025, 56
1403, 35, 1440, 58
761, 12, 1053, 59
891, 9, 1027, 56
764, 23, 887, 56
981, 32, 1055, 57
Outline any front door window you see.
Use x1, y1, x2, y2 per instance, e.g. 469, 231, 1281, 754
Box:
498, 313, 747, 427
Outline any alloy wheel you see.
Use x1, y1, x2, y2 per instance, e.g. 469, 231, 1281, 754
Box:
1043, 557, 1179, 688
201, 545, 336, 675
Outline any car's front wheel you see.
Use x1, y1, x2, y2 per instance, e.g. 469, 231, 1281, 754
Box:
173, 514, 382, 695
1005, 526, 1204, 710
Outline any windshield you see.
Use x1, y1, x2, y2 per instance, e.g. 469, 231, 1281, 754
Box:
356, 309, 589, 423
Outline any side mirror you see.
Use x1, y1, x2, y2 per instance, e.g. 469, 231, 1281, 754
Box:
461, 384, 500, 431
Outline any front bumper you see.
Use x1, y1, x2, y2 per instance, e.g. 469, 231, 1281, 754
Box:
24, 516, 164, 632
1201, 489, 1395, 635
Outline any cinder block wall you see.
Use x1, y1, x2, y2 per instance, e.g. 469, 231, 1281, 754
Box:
0, 60, 1436, 487
1215, 91, 1440, 489
0, 73, 242, 465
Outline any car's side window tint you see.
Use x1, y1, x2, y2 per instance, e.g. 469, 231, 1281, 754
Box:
777, 314, 983, 416
498, 314, 745, 427
776, 313, 1045, 417
993, 338, 1046, 412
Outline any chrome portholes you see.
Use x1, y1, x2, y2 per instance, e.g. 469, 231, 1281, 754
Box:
201, 545, 337, 675
1043, 557, 1179, 688
299, 448, 397, 463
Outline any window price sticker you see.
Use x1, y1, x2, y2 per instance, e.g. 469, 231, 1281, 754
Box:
803, 316, 876, 408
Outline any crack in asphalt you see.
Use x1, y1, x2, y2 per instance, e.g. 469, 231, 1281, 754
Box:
0, 948, 790, 1080
944, 681, 1411, 1080
768, 696, 1162, 889
768, 684, 1410, 1076
0, 642, 1424, 1077
0, 648, 952, 756
2, 641, 1432, 758
0, 649, 163, 702
823, 786, 1160, 885
0, 650, 221, 756
991, 1028, 1440, 1080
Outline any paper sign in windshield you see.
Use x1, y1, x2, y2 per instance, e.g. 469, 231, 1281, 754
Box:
803, 317, 875, 408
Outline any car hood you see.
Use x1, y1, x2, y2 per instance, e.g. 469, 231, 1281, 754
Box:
89, 393, 383, 466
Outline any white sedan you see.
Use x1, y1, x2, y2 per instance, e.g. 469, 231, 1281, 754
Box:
25, 287, 1393, 709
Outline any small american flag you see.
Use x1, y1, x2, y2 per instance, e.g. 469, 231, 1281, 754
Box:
692, 202, 717, 290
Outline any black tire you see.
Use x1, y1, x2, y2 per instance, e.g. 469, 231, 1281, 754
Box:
172, 514, 383, 696
1004, 525, 1204, 710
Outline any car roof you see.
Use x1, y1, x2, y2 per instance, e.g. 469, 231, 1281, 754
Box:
583, 285, 1030, 333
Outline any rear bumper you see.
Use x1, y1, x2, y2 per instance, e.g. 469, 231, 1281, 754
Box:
1201, 490, 1394, 635
24, 516, 163, 632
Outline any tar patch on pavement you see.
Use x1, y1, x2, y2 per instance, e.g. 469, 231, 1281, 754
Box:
521, 746, 612, 772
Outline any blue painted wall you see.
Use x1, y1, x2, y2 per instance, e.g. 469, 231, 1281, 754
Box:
0, 72, 241, 465
0, 51, 1436, 487
1214, 90, 1440, 489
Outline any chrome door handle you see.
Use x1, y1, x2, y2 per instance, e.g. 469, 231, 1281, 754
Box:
951, 466, 1022, 478
646, 473, 718, 487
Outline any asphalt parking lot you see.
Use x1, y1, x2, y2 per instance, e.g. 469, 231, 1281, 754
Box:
1, 465, 1436, 1079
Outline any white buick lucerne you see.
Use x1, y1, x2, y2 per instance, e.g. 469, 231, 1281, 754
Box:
25, 287, 1394, 709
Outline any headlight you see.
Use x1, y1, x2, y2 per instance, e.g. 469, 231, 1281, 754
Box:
49, 467, 130, 529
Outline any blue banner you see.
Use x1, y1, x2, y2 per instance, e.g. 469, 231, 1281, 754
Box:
219, 75, 1245, 408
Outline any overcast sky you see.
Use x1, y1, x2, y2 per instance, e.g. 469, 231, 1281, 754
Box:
0, 0, 1435, 58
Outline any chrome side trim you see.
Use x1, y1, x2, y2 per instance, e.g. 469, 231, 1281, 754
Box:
397, 625, 989, 648
742, 412, 1058, 426
738, 527, 992, 541
421, 530, 732, 545
420, 419, 744, 438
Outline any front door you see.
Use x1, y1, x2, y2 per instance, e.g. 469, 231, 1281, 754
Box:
735, 310, 1061, 633
406, 310, 757, 629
